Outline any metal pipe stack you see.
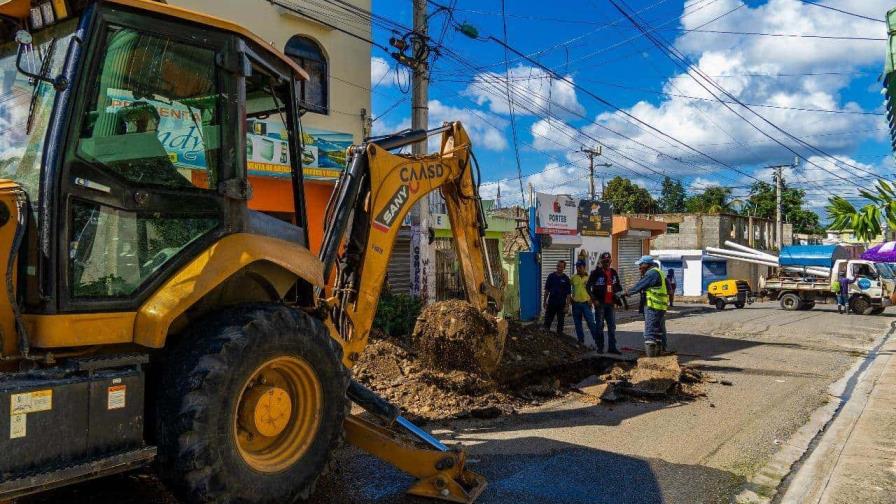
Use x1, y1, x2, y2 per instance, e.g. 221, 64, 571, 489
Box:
705, 241, 831, 278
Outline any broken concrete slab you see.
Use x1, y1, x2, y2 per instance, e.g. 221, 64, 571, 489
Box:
628, 355, 682, 395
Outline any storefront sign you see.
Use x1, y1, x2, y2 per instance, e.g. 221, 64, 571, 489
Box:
106, 89, 208, 171
577, 200, 613, 237
535, 192, 578, 235
246, 119, 352, 181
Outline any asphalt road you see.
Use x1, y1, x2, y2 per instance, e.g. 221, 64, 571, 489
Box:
22, 302, 895, 504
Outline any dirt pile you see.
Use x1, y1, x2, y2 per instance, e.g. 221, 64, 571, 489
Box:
411, 300, 505, 375
354, 301, 593, 421
577, 355, 709, 402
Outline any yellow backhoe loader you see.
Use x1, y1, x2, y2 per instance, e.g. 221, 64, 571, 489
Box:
0, 0, 505, 502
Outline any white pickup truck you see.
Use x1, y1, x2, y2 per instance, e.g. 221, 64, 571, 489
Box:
760, 259, 896, 314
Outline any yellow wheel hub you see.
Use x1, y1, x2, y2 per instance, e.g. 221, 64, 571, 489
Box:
234, 356, 323, 473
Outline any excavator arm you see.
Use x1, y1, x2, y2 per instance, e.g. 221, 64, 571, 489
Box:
320, 121, 505, 367
318, 122, 503, 502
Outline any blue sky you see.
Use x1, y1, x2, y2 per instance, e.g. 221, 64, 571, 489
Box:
367, 0, 893, 215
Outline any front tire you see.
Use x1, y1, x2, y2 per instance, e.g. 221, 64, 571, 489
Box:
715, 299, 726, 310
850, 296, 872, 315
157, 304, 348, 504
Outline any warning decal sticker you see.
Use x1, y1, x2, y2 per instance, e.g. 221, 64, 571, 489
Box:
11, 389, 52, 415
108, 385, 127, 410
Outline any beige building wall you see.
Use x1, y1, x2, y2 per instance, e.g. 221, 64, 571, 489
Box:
168, 0, 372, 142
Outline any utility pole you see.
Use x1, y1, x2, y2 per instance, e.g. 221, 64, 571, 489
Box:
411, 0, 434, 303
579, 145, 611, 200
775, 164, 783, 251
771, 157, 798, 251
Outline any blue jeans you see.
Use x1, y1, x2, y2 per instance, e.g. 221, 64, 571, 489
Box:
594, 302, 617, 351
644, 307, 667, 347
571, 302, 598, 344
836, 293, 848, 306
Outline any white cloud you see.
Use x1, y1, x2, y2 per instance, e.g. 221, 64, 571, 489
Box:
530, 118, 581, 151
371, 100, 508, 152
371, 57, 393, 87
579, 0, 887, 175
463, 65, 585, 119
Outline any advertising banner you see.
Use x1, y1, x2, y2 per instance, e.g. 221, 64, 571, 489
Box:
247, 120, 353, 182
577, 200, 613, 236
535, 192, 578, 235
106, 88, 209, 171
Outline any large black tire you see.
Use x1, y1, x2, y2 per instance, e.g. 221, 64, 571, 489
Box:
870, 307, 885, 315
734, 301, 745, 309
156, 304, 349, 504
715, 299, 726, 310
850, 296, 872, 315
780, 293, 801, 311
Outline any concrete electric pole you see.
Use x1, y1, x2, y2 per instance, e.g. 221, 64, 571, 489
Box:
411, 0, 434, 303
580, 146, 611, 200
775, 164, 783, 251
771, 158, 798, 251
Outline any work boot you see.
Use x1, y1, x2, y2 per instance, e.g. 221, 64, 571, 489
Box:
645, 341, 659, 357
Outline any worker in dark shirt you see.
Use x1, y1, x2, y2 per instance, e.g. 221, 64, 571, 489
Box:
543, 260, 571, 334
625, 255, 669, 356
586, 251, 622, 354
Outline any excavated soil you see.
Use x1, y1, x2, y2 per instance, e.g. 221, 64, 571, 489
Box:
411, 300, 505, 375
356, 301, 712, 421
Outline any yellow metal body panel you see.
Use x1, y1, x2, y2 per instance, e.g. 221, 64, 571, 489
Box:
0, 0, 30, 19
24, 312, 136, 347
707, 280, 737, 297
0, 180, 21, 357
134, 233, 323, 348
26, 234, 321, 349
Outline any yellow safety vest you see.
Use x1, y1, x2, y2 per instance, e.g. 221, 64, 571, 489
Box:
646, 267, 669, 311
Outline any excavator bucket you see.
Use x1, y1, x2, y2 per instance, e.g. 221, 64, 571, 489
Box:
476, 316, 508, 375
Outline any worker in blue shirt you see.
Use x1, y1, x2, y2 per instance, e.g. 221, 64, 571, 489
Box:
624, 255, 669, 357
543, 260, 571, 334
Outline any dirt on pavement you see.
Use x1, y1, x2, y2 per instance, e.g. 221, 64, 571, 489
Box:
356, 301, 711, 421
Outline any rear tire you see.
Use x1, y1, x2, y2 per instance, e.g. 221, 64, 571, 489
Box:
156, 304, 348, 504
734, 301, 745, 309
780, 293, 801, 311
870, 307, 885, 315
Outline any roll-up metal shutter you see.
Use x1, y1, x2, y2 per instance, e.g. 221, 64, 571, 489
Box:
540, 246, 574, 297
617, 237, 645, 292
387, 237, 412, 295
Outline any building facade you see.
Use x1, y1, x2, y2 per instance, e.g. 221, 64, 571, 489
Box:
168, 0, 372, 253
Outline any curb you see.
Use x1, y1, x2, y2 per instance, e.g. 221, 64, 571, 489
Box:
732, 320, 896, 503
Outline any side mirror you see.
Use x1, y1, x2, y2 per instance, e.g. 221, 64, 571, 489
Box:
15, 30, 70, 92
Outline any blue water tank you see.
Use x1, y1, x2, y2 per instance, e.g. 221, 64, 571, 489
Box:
778, 245, 848, 268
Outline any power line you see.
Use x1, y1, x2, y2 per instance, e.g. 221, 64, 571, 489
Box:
794, 0, 885, 24
670, 28, 886, 41
500, 0, 526, 200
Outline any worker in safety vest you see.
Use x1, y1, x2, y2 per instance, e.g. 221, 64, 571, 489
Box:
624, 255, 669, 357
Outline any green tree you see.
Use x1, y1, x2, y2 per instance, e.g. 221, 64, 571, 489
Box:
603, 176, 657, 214
745, 181, 823, 234
658, 176, 686, 213
684, 186, 732, 214
827, 179, 896, 242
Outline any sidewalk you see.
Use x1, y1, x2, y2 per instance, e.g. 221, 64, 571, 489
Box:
779, 324, 896, 504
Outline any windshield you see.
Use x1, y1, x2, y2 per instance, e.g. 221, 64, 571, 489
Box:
0, 19, 78, 201
875, 262, 895, 280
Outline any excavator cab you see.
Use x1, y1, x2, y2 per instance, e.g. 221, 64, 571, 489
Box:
0, 1, 491, 502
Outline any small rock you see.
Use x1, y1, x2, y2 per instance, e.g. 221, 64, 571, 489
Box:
470, 406, 502, 419
709, 403, 715, 408
720, 380, 733, 386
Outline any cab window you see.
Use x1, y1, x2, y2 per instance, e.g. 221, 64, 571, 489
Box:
75, 25, 222, 189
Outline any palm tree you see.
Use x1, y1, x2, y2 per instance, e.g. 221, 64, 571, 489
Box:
826, 179, 896, 242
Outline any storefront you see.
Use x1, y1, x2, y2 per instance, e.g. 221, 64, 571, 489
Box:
612, 216, 667, 291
